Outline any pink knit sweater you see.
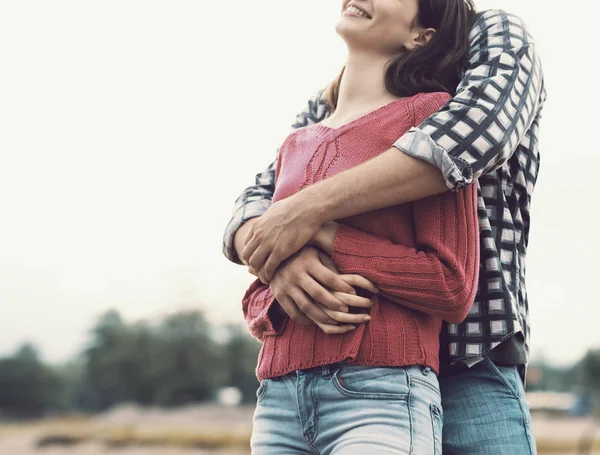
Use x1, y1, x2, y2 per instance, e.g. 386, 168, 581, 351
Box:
242, 92, 479, 380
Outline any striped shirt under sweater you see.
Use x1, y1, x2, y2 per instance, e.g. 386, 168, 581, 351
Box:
242, 92, 480, 380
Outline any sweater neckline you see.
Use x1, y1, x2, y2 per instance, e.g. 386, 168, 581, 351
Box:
312, 96, 413, 135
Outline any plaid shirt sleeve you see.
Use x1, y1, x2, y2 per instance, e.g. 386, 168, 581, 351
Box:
394, 10, 546, 190
222, 91, 331, 263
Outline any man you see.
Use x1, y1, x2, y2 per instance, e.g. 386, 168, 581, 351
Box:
224, 9, 545, 455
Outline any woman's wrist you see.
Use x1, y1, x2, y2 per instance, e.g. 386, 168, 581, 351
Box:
312, 221, 340, 255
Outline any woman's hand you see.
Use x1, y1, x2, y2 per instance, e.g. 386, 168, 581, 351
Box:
309, 272, 379, 334
270, 246, 374, 335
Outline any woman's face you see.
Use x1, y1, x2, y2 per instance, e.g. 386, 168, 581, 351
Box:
337, 0, 422, 56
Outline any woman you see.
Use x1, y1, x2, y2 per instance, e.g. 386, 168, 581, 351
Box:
242, 0, 478, 453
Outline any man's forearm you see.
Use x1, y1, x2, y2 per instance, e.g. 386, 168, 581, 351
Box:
298, 147, 448, 224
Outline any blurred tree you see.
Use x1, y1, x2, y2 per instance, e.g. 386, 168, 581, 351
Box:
0, 344, 53, 417
527, 353, 572, 392
0, 309, 265, 416
153, 310, 222, 406
576, 349, 600, 392
220, 324, 261, 403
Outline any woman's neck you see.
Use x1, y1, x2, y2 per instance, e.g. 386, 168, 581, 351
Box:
333, 52, 398, 120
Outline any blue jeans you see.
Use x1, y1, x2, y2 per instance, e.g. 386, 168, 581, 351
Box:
440, 357, 537, 454
251, 364, 443, 454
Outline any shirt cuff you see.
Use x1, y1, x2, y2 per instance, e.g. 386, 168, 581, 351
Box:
394, 128, 474, 191
222, 199, 272, 264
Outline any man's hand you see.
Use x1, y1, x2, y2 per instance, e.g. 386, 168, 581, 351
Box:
242, 196, 323, 284
270, 246, 375, 335
234, 217, 259, 269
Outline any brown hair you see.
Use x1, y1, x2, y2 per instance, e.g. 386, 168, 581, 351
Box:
325, 0, 476, 110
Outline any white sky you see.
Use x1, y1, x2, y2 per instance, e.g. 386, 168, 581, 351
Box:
0, 1, 598, 366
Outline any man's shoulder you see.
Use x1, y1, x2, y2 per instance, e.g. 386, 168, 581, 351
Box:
474, 9, 526, 27
471, 9, 535, 50
474, 9, 533, 36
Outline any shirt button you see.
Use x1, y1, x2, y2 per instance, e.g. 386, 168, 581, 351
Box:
422, 366, 431, 376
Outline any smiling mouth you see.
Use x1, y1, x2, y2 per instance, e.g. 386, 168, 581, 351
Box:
346, 4, 372, 19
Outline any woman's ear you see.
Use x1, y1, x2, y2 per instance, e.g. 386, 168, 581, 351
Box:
406, 27, 436, 50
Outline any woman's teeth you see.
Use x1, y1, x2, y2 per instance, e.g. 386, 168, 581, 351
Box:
346, 5, 371, 19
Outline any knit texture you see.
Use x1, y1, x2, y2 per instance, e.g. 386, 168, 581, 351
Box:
242, 92, 480, 380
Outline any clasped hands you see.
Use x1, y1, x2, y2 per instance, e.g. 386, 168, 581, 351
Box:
237, 214, 378, 335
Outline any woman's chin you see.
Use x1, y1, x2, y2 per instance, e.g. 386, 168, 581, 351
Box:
336, 21, 366, 41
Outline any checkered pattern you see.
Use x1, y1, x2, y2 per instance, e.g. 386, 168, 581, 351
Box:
223, 10, 546, 366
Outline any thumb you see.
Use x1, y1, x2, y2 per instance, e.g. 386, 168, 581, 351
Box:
318, 251, 340, 273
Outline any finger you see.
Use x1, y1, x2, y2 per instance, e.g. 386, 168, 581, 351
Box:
263, 252, 286, 283
309, 265, 356, 295
248, 266, 258, 276
248, 245, 272, 282
277, 295, 311, 326
299, 274, 348, 313
332, 291, 373, 308
314, 320, 357, 336
243, 223, 256, 247
241, 235, 261, 265
257, 265, 271, 285
320, 305, 371, 324
289, 288, 338, 326
340, 274, 379, 294
318, 251, 340, 273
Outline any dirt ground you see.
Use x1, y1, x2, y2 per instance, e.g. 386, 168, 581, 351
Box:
0, 405, 598, 454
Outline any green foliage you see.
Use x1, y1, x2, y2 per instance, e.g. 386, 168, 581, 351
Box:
0, 344, 49, 417
0, 310, 261, 417
575, 349, 600, 392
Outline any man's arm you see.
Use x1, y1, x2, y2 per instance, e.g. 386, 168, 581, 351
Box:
244, 10, 546, 282
223, 160, 276, 264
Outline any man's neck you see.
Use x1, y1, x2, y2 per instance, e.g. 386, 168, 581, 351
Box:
334, 51, 399, 119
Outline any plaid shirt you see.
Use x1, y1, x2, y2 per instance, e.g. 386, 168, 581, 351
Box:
223, 10, 546, 366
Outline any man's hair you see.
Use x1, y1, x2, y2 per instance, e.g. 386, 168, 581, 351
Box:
325, 0, 476, 110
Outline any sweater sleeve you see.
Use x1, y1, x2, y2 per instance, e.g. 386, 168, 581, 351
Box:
331, 186, 479, 324
241, 279, 287, 341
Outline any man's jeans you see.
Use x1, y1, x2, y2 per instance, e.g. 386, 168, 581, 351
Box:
251, 364, 443, 454
441, 357, 537, 455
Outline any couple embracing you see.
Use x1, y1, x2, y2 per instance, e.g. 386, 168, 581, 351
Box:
223, 1, 545, 453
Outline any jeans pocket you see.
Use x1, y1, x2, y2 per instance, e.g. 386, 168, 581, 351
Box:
430, 404, 443, 455
332, 366, 409, 400
256, 379, 268, 401
483, 358, 522, 399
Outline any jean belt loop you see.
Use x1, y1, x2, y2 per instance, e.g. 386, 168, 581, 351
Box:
321, 364, 332, 379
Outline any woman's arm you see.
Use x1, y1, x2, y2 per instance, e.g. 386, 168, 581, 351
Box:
242, 279, 287, 342
314, 186, 479, 324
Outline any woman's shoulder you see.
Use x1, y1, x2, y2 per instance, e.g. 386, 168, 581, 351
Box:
410, 92, 452, 109
407, 92, 452, 127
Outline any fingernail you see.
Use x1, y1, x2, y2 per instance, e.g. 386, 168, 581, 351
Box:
364, 315, 371, 321
349, 326, 356, 330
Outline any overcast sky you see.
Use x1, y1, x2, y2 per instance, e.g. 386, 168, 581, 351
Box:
0, 0, 598, 366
